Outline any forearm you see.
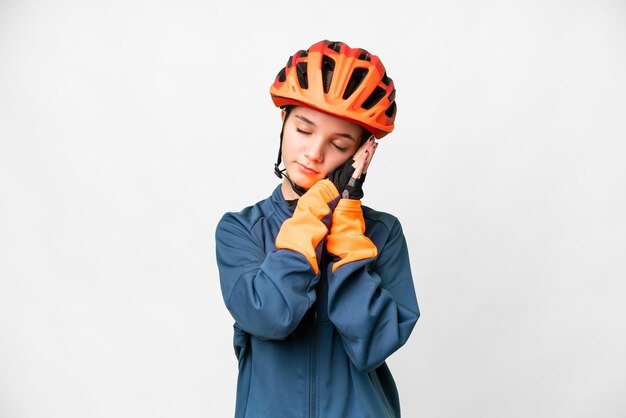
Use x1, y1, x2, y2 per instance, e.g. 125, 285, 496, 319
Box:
217, 180, 341, 340
327, 260, 419, 370
326, 203, 419, 370
275, 179, 339, 274
221, 247, 318, 340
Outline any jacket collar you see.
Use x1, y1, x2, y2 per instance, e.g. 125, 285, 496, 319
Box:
270, 184, 296, 222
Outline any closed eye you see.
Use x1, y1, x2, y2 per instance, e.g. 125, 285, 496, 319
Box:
332, 143, 348, 152
296, 128, 311, 135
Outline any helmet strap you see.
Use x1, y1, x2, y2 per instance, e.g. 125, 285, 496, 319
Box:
273, 107, 308, 197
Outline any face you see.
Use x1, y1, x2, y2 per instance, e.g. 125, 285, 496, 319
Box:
281, 106, 363, 196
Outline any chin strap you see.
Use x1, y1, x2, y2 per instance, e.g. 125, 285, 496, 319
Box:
274, 107, 308, 197
275, 166, 308, 196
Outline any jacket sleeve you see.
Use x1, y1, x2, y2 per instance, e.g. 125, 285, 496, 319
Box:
325, 199, 420, 371
216, 180, 339, 340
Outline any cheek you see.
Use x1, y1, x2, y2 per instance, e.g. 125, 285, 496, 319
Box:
281, 135, 299, 159
325, 154, 352, 174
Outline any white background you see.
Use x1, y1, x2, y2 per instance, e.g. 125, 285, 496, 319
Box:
1, 0, 625, 417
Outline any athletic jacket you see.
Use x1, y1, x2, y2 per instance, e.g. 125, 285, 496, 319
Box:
215, 179, 420, 418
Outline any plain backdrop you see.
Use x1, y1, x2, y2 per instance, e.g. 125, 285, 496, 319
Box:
1, 0, 625, 417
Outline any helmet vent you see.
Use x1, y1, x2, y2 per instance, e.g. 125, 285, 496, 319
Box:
388, 88, 396, 101
287, 56, 293, 68
296, 62, 308, 89
327, 42, 342, 53
361, 86, 386, 110
298, 49, 309, 58
322, 55, 336, 93
382, 72, 391, 86
342, 68, 369, 99
385, 101, 396, 118
277, 68, 287, 83
357, 51, 371, 61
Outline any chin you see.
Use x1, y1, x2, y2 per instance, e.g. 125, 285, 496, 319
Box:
286, 169, 319, 190
294, 177, 317, 190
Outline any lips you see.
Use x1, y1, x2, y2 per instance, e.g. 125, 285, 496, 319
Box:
297, 163, 319, 174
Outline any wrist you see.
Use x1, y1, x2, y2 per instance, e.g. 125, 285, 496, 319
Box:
336, 198, 363, 211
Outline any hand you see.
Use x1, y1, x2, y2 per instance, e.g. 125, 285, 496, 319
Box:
327, 137, 378, 199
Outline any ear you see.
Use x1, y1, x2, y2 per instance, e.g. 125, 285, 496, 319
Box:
281, 109, 286, 123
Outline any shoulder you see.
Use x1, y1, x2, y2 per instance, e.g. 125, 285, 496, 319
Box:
216, 195, 274, 241
361, 205, 403, 237
362, 205, 411, 265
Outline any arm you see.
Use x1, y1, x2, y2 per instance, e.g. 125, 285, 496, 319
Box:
326, 200, 420, 371
216, 180, 339, 340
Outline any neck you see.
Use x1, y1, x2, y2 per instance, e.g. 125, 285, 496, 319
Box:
281, 178, 300, 201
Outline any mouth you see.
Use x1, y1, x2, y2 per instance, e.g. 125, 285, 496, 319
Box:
297, 163, 319, 174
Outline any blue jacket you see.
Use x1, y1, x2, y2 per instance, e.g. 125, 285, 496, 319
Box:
216, 180, 419, 418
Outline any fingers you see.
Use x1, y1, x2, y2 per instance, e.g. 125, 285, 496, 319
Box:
351, 136, 377, 177
352, 151, 368, 179
363, 140, 377, 174
353, 135, 374, 161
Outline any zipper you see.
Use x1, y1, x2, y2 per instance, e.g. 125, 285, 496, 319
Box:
309, 308, 318, 418
369, 370, 395, 418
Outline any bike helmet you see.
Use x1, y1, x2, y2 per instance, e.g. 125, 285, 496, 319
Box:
270, 40, 397, 138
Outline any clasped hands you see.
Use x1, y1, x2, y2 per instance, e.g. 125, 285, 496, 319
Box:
326, 136, 377, 200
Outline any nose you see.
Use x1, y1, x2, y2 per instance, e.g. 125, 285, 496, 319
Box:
304, 136, 324, 163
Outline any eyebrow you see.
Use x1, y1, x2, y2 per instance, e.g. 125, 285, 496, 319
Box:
294, 115, 357, 142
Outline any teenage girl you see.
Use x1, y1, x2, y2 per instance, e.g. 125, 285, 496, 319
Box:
216, 39, 420, 418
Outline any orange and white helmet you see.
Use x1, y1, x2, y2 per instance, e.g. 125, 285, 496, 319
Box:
270, 40, 397, 138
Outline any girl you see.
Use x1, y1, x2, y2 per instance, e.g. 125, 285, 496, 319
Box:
216, 40, 420, 418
